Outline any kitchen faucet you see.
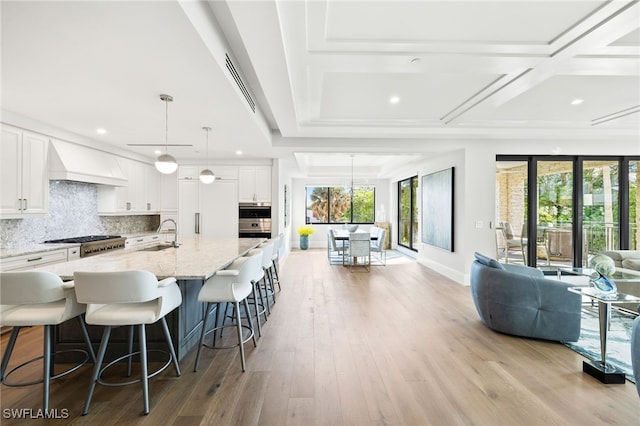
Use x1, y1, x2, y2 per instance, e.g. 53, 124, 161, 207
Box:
157, 218, 179, 248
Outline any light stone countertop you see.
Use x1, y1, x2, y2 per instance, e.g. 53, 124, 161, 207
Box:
34, 237, 266, 281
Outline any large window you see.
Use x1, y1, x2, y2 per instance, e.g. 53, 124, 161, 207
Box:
305, 186, 375, 224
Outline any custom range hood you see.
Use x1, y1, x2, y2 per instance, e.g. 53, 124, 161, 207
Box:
48, 139, 127, 186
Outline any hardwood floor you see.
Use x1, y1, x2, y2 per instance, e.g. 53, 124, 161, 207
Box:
2, 249, 639, 424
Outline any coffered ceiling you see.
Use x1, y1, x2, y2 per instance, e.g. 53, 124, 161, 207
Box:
2, 1, 639, 178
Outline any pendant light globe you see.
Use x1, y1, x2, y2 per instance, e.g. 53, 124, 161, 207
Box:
155, 94, 178, 174
199, 126, 216, 184
199, 169, 215, 184
155, 153, 178, 174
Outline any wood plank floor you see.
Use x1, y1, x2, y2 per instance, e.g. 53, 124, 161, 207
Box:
1, 249, 639, 424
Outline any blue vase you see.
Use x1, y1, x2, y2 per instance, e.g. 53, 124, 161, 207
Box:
590, 273, 617, 294
300, 235, 309, 250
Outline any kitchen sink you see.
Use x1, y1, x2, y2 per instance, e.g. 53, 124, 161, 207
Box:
139, 243, 175, 252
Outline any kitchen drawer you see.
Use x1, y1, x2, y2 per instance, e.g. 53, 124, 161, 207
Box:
125, 234, 162, 249
67, 246, 80, 260
0, 248, 68, 271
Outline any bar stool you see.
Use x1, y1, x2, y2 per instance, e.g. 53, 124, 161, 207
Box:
270, 233, 284, 292
193, 250, 262, 373
73, 270, 182, 415
241, 248, 269, 336
0, 271, 96, 411
258, 241, 277, 308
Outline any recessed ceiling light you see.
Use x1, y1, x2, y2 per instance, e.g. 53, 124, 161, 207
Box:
153, 149, 162, 155
389, 96, 400, 104
96, 128, 107, 134
571, 98, 584, 105
235, 150, 243, 156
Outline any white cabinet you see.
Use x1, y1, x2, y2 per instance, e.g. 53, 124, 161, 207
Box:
125, 234, 162, 249
160, 171, 178, 212
0, 248, 70, 271
179, 179, 238, 238
238, 166, 271, 202
178, 165, 238, 181
98, 159, 158, 215
0, 125, 49, 218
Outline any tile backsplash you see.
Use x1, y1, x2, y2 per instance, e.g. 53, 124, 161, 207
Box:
0, 181, 159, 247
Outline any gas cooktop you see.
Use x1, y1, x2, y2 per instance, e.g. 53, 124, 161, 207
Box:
44, 235, 122, 244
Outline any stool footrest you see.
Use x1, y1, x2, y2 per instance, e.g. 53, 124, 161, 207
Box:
202, 323, 254, 350
97, 349, 173, 387
1, 349, 91, 387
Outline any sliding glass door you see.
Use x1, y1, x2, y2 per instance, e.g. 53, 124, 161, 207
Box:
495, 161, 528, 264
496, 156, 638, 270
398, 176, 418, 251
582, 160, 619, 264
537, 160, 574, 268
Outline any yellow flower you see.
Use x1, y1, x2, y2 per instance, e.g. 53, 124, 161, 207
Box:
297, 225, 315, 236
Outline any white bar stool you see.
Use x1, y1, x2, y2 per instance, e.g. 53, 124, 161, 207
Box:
258, 241, 277, 308
241, 248, 269, 337
73, 270, 182, 415
270, 233, 284, 292
0, 271, 96, 411
193, 250, 262, 373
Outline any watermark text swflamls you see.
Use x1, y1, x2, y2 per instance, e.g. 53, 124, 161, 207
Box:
3, 408, 70, 419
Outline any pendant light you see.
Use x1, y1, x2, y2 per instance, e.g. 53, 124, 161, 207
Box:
155, 94, 178, 174
199, 126, 216, 184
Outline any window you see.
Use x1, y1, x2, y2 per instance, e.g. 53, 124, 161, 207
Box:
398, 176, 419, 251
305, 186, 375, 224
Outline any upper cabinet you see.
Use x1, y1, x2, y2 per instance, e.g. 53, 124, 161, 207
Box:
0, 125, 49, 218
178, 165, 239, 181
97, 158, 158, 215
238, 166, 271, 202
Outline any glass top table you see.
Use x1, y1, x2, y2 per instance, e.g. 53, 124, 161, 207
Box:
568, 287, 640, 383
557, 267, 640, 282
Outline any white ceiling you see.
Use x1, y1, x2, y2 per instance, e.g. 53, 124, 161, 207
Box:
2, 1, 639, 178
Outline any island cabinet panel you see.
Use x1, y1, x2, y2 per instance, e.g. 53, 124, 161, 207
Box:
54, 279, 213, 362
175, 279, 207, 359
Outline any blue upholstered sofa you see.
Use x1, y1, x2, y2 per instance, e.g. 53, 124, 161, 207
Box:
470, 252, 582, 342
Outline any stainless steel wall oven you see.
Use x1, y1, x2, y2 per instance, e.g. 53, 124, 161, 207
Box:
239, 202, 271, 238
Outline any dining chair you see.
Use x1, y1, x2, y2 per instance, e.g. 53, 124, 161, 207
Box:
348, 232, 371, 271
328, 229, 349, 265
370, 227, 387, 265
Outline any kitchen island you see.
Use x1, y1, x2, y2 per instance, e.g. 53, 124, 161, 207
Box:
36, 237, 266, 362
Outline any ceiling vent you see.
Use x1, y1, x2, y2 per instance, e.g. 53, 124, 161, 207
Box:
225, 53, 256, 113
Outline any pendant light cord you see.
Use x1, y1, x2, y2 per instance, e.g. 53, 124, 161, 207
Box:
165, 97, 169, 154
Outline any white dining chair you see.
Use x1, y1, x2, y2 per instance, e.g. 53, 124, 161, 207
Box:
328, 229, 349, 265
370, 227, 387, 265
348, 232, 371, 271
